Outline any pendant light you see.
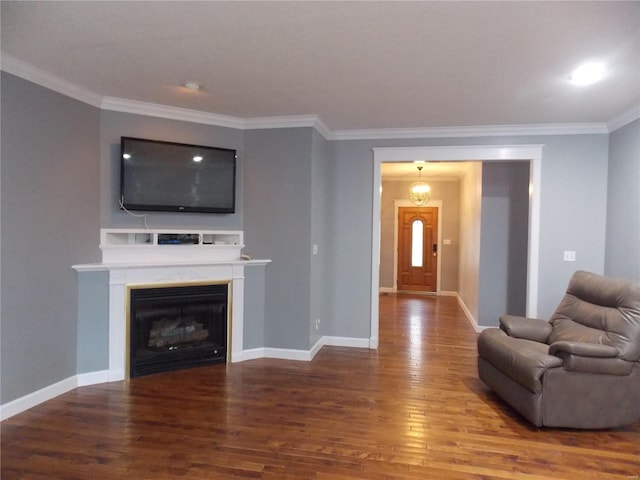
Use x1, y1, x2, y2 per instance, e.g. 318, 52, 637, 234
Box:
409, 165, 431, 206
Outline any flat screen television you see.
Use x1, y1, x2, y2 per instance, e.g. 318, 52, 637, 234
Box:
120, 137, 236, 214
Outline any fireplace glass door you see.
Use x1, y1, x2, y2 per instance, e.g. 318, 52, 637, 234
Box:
129, 283, 228, 378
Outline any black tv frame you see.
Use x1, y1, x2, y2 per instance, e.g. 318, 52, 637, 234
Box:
120, 137, 237, 214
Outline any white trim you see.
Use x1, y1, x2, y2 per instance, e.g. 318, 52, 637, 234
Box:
392, 199, 443, 293
244, 114, 331, 137
330, 123, 608, 140
266, 346, 313, 361
322, 336, 370, 349
438, 290, 458, 297
76, 370, 111, 387
527, 154, 542, 318
1, 53, 103, 108
236, 336, 371, 363
246, 347, 314, 362
0, 376, 77, 421
372, 145, 543, 341
607, 104, 640, 132
101, 96, 246, 129
374, 144, 545, 163
456, 294, 484, 333
1, 53, 626, 139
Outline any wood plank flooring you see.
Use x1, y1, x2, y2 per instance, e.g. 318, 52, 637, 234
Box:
2, 293, 639, 479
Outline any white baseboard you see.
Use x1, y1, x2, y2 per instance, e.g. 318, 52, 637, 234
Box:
77, 370, 111, 386
241, 336, 371, 363
438, 290, 458, 297
1, 339, 372, 420
264, 347, 313, 361
456, 294, 483, 333
1, 375, 77, 421
322, 336, 371, 348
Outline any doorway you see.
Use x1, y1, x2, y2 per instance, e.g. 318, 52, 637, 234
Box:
397, 206, 438, 292
370, 145, 543, 349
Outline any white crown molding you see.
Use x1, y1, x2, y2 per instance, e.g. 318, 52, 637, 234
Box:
101, 96, 246, 130
1, 52, 625, 140
1, 53, 103, 108
607, 104, 640, 132
329, 122, 608, 140
243, 114, 327, 133
372, 144, 544, 162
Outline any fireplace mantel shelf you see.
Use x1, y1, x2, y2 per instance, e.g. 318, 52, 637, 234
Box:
72, 258, 271, 272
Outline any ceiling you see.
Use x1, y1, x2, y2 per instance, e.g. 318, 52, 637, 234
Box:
2, 1, 639, 134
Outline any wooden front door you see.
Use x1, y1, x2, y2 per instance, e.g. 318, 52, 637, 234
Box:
397, 207, 438, 292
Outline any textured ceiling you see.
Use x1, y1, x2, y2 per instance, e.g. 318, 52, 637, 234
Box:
2, 1, 639, 131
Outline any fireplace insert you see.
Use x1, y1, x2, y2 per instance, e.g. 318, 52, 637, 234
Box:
129, 283, 228, 378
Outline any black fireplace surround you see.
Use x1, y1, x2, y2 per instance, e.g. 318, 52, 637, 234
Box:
129, 283, 228, 378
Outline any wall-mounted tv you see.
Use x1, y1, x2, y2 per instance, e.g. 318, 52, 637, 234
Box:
120, 137, 236, 214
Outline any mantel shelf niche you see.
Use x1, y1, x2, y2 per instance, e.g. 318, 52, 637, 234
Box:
100, 228, 244, 264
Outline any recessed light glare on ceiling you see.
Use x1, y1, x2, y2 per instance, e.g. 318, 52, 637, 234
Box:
193, 155, 203, 163
183, 82, 201, 91
570, 62, 605, 86
122, 153, 131, 159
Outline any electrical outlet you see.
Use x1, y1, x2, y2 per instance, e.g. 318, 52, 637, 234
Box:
315, 318, 320, 330
563, 250, 576, 262
312, 244, 319, 255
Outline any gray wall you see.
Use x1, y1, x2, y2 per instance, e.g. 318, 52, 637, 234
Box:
536, 135, 609, 314
244, 128, 313, 350
379, 178, 460, 292
605, 119, 640, 280
478, 162, 529, 327
243, 264, 267, 350
310, 129, 333, 346
1, 72, 100, 403
77, 271, 109, 373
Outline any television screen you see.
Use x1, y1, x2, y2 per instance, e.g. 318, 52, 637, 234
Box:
120, 137, 236, 214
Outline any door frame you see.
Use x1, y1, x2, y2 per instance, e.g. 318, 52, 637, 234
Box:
393, 200, 443, 293
370, 144, 543, 349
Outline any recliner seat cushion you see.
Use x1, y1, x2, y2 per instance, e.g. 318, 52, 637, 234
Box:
477, 329, 562, 394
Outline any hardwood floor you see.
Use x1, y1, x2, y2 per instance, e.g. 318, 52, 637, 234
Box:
2, 293, 639, 479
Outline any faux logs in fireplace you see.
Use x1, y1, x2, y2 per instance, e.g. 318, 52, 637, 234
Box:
128, 283, 228, 378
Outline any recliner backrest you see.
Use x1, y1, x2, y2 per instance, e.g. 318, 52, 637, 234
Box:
547, 271, 640, 362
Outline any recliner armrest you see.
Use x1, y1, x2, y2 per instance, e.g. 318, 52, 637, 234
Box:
499, 315, 551, 343
548, 341, 632, 375
548, 341, 618, 358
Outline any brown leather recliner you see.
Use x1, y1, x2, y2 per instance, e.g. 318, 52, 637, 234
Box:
477, 270, 640, 428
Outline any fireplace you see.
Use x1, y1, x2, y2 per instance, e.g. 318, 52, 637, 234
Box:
128, 283, 229, 378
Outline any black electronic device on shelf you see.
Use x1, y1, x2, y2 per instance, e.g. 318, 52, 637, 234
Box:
157, 233, 200, 245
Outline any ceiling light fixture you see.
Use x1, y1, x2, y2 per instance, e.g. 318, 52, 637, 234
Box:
183, 82, 201, 91
409, 165, 431, 206
570, 62, 605, 86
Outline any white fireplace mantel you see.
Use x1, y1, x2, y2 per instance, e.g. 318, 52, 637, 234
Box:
73, 259, 270, 381
73, 229, 270, 381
